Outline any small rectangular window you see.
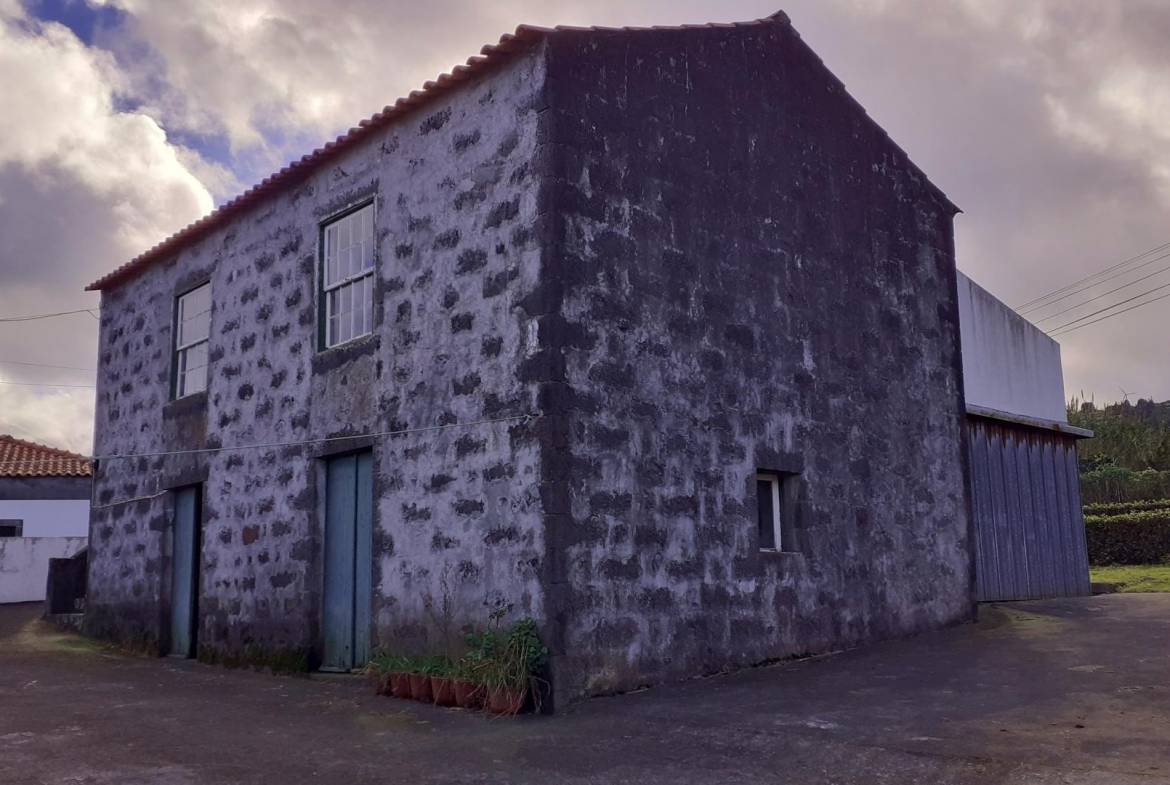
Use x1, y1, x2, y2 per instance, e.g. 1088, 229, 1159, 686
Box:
174, 283, 211, 398
756, 472, 798, 552
321, 203, 375, 348
0, 520, 23, 537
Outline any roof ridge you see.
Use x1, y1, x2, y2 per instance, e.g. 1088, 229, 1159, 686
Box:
0, 433, 90, 460
84, 13, 791, 292
0, 433, 93, 478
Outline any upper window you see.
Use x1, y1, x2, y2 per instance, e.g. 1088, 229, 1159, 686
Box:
321, 203, 375, 348
0, 520, 24, 537
174, 283, 211, 398
756, 472, 798, 552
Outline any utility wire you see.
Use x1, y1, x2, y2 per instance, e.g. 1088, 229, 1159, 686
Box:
1023, 249, 1170, 317
1044, 279, 1170, 335
0, 359, 96, 372
1015, 239, 1170, 313
0, 307, 100, 323
1051, 288, 1170, 338
1033, 258, 1170, 324
0, 380, 96, 389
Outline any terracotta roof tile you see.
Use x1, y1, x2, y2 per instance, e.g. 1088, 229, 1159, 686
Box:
0, 435, 93, 478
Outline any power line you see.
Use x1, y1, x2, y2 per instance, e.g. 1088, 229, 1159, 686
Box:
0, 307, 100, 323
1045, 279, 1170, 334
1051, 288, 1170, 337
1023, 249, 1170, 317
0, 380, 96, 389
0, 359, 96, 372
1015, 239, 1170, 313
1033, 258, 1170, 324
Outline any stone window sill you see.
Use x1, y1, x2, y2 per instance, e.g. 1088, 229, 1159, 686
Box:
311, 333, 381, 375
162, 390, 208, 420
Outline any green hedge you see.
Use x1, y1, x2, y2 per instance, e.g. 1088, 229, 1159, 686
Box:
1084, 510, 1170, 565
1080, 467, 1170, 504
1083, 498, 1170, 517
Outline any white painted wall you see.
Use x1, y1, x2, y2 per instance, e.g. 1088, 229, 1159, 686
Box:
0, 499, 90, 537
957, 272, 1067, 423
0, 537, 87, 603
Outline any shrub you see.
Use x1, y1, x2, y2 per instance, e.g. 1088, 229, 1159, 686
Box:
1084, 498, 1170, 517
1080, 467, 1170, 504
1085, 510, 1170, 565
366, 653, 451, 676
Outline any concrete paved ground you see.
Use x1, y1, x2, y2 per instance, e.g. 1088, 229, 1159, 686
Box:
1, 595, 1168, 785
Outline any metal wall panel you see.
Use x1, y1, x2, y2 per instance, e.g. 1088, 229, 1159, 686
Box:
966, 416, 1090, 601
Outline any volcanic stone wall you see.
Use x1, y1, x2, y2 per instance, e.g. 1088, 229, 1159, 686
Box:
537, 19, 973, 698
87, 16, 973, 702
86, 43, 553, 664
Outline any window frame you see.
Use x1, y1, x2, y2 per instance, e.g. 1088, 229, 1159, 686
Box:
318, 200, 377, 351
0, 519, 24, 537
172, 282, 212, 400
755, 471, 799, 553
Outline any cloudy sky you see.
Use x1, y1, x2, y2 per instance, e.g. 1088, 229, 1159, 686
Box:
2, 0, 1168, 453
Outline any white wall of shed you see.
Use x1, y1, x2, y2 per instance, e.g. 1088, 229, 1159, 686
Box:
957, 271, 1067, 423
0, 536, 87, 603
0, 500, 90, 537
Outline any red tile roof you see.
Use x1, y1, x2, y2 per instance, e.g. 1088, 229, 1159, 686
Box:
0, 435, 93, 478
85, 10, 952, 292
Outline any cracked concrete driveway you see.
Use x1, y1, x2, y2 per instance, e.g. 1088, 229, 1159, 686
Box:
1, 594, 1168, 784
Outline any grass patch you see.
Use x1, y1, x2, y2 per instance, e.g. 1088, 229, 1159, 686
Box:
1090, 564, 1170, 592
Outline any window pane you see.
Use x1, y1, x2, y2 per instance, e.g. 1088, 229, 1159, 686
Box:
178, 284, 210, 347
360, 208, 374, 271
360, 276, 372, 334
757, 478, 776, 550
325, 224, 340, 286
186, 341, 208, 373
323, 204, 374, 287
177, 343, 208, 397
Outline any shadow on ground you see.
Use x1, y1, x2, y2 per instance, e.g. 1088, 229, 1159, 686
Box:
1, 596, 1168, 784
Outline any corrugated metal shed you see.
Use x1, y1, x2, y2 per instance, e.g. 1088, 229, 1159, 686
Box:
966, 409, 1091, 602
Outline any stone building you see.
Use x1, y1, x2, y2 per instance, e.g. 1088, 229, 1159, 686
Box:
85, 12, 972, 704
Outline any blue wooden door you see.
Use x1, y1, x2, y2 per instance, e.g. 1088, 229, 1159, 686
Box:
322, 452, 373, 671
170, 485, 201, 657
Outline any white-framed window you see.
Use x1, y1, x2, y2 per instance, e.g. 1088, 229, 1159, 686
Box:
321, 203, 375, 348
757, 471, 799, 552
174, 283, 211, 398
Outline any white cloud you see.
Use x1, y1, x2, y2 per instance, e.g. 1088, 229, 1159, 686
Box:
88, 0, 535, 166
0, 4, 214, 452
0, 374, 96, 455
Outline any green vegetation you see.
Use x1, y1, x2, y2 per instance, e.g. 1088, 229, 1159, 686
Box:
367, 653, 451, 676
1089, 565, 1170, 593
1067, 399, 1170, 566
1070, 398, 1170, 503
1083, 498, 1170, 516
1084, 509, 1170, 565
367, 609, 548, 696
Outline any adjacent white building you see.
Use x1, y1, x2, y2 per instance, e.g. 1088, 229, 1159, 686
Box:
0, 435, 90, 603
